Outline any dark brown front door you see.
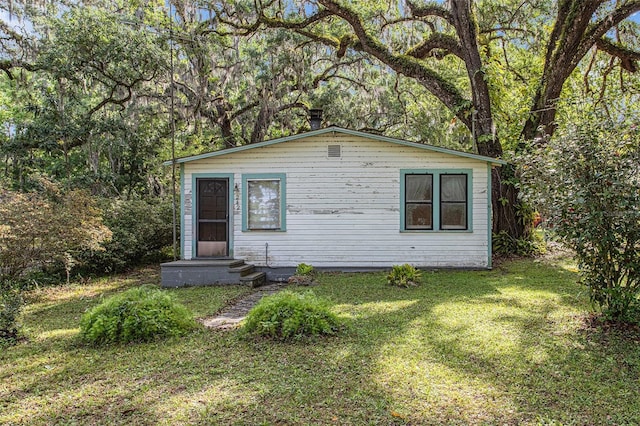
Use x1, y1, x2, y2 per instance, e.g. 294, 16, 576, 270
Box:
196, 178, 229, 257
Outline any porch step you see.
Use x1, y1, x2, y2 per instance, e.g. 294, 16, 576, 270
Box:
239, 272, 267, 288
227, 259, 246, 268
228, 264, 255, 276
160, 259, 265, 287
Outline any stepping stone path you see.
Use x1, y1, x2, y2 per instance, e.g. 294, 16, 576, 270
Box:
201, 282, 288, 330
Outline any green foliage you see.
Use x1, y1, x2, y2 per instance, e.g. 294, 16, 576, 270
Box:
295, 263, 314, 276
0, 181, 111, 281
79, 286, 196, 345
520, 120, 640, 323
0, 3, 169, 196
5, 260, 640, 424
0, 286, 23, 345
492, 230, 546, 257
288, 263, 316, 285
78, 197, 174, 273
241, 290, 341, 340
386, 264, 422, 287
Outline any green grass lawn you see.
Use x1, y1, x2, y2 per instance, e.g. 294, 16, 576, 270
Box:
2, 258, 639, 425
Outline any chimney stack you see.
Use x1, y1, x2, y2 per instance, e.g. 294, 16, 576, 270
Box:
309, 108, 323, 130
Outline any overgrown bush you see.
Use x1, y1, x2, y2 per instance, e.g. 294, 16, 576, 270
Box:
0, 288, 23, 345
520, 120, 640, 323
79, 286, 197, 344
242, 290, 341, 340
387, 264, 422, 287
0, 181, 111, 282
78, 197, 174, 273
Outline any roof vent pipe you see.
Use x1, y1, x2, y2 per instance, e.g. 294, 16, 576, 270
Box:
309, 108, 323, 130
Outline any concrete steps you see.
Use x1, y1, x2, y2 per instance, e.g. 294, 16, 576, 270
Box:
239, 271, 267, 288
161, 259, 267, 288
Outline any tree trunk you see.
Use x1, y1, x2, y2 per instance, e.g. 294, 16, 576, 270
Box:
492, 166, 526, 238
447, 2, 527, 240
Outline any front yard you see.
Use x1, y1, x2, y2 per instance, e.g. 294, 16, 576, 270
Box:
1, 257, 639, 425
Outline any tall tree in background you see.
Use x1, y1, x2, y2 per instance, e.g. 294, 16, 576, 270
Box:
211, 0, 640, 238
1, 0, 450, 193
2, 0, 639, 242
0, 2, 171, 194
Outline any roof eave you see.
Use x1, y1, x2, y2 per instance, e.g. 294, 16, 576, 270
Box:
163, 126, 507, 166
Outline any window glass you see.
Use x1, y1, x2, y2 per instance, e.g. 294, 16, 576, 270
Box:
405, 174, 433, 230
441, 203, 467, 229
248, 179, 281, 230
441, 174, 466, 201
406, 203, 433, 229
441, 174, 467, 230
406, 174, 432, 201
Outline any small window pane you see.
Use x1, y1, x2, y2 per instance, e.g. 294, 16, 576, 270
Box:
406, 175, 432, 202
441, 203, 466, 229
248, 179, 281, 230
441, 175, 466, 202
406, 203, 432, 229
198, 222, 227, 241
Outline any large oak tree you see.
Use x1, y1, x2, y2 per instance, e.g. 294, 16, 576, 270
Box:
213, 0, 640, 237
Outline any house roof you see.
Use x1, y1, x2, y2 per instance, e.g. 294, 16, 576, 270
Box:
163, 126, 507, 166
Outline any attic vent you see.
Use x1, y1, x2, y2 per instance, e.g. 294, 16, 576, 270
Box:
328, 144, 341, 158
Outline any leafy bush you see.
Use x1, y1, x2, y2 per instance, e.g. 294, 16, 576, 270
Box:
241, 290, 341, 340
288, 263, 316, 286
492, 230, 546, 257
0, 181, 111, 282
295, 263, 314, 276
78, 197, 174, 273
387, 264, 422, 287
0, 288, 23, 345
79, 286, 197, 344
520, 120, 640, 323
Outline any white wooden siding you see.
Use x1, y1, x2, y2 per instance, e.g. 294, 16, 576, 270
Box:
182, 133, 491, 268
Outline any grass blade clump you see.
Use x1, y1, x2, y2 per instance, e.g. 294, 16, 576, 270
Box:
387, 264, 422, 287
79, 285, 197, 344
242, 290, 341, 340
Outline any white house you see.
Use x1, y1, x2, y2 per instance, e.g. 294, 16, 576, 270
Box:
161, 126, 505, 287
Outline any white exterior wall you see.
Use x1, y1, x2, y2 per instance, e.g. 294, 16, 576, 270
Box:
182, 133, 492, 268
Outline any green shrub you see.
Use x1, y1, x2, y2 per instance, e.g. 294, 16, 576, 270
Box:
295, 263, 314, 276
520, 119, 640, 323
0, 288, 23, 345
288, 263, 316, 286
0, 183, 111, 281
78, 197, 174, 273
492, 230, 546, 257
242, 290, 341, 340
387, 264, 422, 287
79, 286, 197, 344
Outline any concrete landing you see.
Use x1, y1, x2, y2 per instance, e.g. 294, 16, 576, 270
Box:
161, 259, 266, 287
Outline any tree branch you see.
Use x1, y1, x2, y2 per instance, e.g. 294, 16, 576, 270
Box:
406, 1, 454, 24
595, 37, 640, 72
0, 59, 39, 78
86, 85, 133, 117
230, 100, 260, 120
406, 33, 463, 60
260, 9, 333, 30
315, 0, 472, 128
577, 0, 640, 68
